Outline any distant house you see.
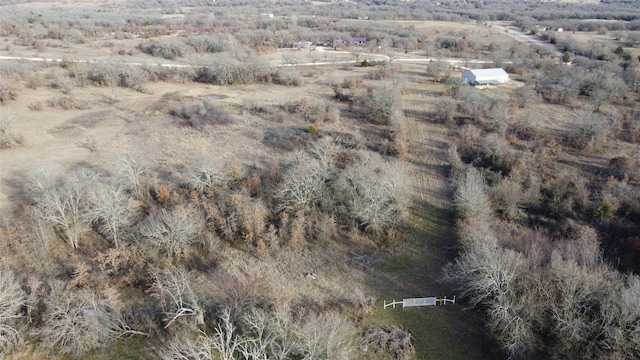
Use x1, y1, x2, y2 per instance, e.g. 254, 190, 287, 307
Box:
462, 68, 509, 86
293, 41, 313, 49
332, 36, 367, 47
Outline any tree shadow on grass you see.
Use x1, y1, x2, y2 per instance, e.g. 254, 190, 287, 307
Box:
358, 198, 502, 360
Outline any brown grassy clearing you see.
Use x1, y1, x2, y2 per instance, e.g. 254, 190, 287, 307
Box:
0, 11, 538, 357
0, 58, 503, 359
554, 30, 640, 57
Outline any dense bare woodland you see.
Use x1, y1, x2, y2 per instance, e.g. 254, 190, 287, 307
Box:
0, 0, 639, 359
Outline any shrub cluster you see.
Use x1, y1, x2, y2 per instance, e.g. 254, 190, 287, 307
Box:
170, 101, 235, 129
275, 138, 408, 234
140, 39, 193, 59
0, 79, 17, 105
447, 160, 640, 360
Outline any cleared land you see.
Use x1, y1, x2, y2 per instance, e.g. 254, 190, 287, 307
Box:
2, 1, 638, 359
0, 47, 504, 359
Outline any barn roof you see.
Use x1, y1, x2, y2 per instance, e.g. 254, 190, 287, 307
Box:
462, 68, 509, 85
465, 68, 508, 79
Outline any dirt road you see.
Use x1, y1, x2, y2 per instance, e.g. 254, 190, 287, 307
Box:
0, 50, 498, 70
489, 23, 563, 57
361, 62, 500, 360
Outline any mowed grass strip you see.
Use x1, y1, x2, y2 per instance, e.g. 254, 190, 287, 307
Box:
358, 63, 500, 360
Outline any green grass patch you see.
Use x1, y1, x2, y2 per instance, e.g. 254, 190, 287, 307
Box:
358, 178, 499, 359
383, 254, 413, 273
360, 306, 494, 360
409, 204, 454, 236
84, 337, 158, 360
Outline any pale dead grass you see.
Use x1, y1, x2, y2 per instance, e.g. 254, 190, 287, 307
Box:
7, 42, 626, 360
554, 31, 640, 57
0, 63, 374, 213
211, 242, 371, 311
0, 39, 510, 360
388, 20, 521, 50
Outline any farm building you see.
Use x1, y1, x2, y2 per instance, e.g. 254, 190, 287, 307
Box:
332, 36, 367, 47
461, 68, 509, 86
293, 41, 313, 49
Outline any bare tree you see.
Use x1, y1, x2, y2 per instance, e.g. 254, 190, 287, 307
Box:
88, 62, 122, 100
490, 177, 526, 220
298, 312, 355, 360
565, 111, 613, 151
187, 159, 224, 194
444, 232, 525, 308
209, 309, 245, 360
275, 150, 332, 213
598, 274, 640, 359
157, 306, 356, 360
486, 290, 537, 359
118, 64, 149, 91
160, 333, 213, 360
118, 156, 148, 199
0, 270, 25, 356
349, 47, 361, 63
23, 168, 56, 207
456, 87, 490, 122
150, 268, 204, 329
87, 184, 134, 247
433, 96, 457, 125
228, 194, 268, 244
0, 110, 23, 149
140, 206, 205, 256
308, 136, 339, 175
265, 307, 300, 360
547, 253, 610, 358
34, 174, 90, 249
281, 52, 299, 67
0, 110, 12, 136
443, 217, 540, 357
452, 167, 493, 221
591, 75, 628, 112
336, 151, 408, 233
512, 85, 537, 109
426, 60, 450, 83
308, 51, 320, 66
18, 206, 53, 266
159, 307, 300, 360
360, 86, 400, 126
38, 281, 143, 356
239, 307, 277, 359
0, 78, 17, 105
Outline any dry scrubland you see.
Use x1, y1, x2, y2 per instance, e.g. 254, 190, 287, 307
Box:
1, 0, 640, 360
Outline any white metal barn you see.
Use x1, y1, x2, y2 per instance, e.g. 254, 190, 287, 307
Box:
462, 68, 509, 86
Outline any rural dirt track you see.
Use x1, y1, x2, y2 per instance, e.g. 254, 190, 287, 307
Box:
365, 63, 501, 360
0, 49, 497, 69
398, 64, 456, 296
489, 23, 563, 57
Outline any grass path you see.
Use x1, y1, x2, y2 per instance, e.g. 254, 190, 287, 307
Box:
359, 64, 500, 360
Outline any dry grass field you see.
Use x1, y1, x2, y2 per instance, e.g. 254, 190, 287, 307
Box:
1, 1, 639, 359
0, 36, 505, 360
553, 30, 640, 58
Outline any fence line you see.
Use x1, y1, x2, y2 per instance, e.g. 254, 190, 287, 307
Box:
384, 296, 456, 309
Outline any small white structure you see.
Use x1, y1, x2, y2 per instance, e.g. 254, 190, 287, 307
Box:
293, 41, 313, 49
384, 296, 455, 309
462, 68, 509, 86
